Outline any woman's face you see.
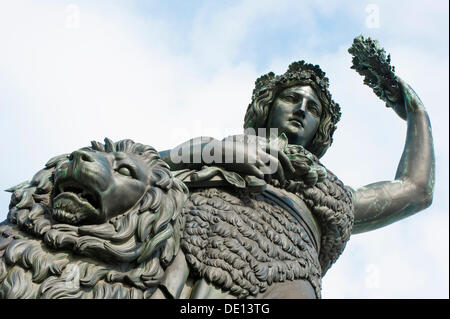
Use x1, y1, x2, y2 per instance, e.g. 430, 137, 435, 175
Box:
266, 85, 322, 147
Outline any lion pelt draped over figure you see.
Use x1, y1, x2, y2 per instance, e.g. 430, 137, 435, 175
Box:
0, 138, 353, 299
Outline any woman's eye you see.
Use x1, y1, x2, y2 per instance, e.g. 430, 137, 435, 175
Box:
308, 103, 321, 116
118, 166, 132, 177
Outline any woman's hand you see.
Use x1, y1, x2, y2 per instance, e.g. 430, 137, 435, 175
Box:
162, 135, 295, 185
215, 138, 295, 185
388, 77, 425, 121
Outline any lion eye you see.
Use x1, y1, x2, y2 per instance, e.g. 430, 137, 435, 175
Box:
118, 166, 132, 177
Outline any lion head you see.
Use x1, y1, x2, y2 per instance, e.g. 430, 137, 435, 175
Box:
0, 138, 188, 298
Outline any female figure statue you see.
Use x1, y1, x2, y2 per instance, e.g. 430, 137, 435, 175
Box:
1, 37, 434, 299
160, 40, 435, 298
240, 60, 435, 235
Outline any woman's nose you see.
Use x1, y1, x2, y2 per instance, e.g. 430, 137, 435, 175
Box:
293, 99, 308, 115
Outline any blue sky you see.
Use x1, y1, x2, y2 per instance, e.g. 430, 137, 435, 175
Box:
0, 0, 448, 298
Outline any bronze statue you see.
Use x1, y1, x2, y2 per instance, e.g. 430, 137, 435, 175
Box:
0, 140, 188, 298
0, 36, 435, 298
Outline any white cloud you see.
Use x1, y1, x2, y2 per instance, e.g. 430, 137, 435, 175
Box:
324, 208, 449, 298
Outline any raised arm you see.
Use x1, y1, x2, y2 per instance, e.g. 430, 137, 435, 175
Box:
351, 79, 435, 234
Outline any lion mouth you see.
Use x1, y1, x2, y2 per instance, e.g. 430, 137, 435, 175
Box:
51, 180, 102, 225
55, 181, 100, 209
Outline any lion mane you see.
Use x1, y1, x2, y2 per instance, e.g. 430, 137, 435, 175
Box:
0, 139, 353, 299
0, 139, 188, 299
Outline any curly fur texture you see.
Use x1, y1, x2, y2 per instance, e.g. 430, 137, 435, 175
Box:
181, 146, 353, 298
0, 139, 353, 299
287, 169, 354, 274
181, 187, 323, 298
280, 144, 354, 274
0, 139, 188, 299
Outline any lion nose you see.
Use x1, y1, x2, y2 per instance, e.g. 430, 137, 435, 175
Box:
69, 150, 94, 163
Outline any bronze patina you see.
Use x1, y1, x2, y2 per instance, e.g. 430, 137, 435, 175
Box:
0, 36, 435, 299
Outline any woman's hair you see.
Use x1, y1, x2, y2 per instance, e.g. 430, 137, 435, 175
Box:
243, 61, 341, 158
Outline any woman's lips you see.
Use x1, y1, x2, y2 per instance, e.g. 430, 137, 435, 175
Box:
289, 118, 303, 127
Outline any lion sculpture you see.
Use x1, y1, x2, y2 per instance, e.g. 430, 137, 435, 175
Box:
0, 139, 188, 298
0, 138, 353, 299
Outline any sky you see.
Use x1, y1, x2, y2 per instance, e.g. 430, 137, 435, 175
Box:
0, 0, 448, 298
